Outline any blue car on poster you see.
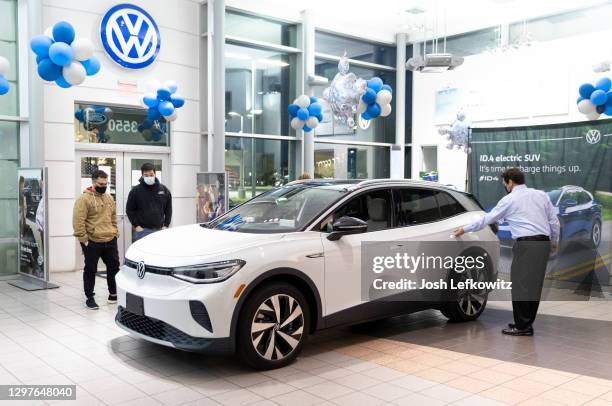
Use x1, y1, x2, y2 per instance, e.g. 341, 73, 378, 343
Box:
495, 186, 602, 249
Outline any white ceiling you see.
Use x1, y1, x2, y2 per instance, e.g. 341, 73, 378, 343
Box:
226, 0, 611, 44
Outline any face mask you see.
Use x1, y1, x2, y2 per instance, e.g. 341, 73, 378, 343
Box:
95, 186, 107, 194
143, 176, 155, 186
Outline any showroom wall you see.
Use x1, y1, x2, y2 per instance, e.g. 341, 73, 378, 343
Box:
411, 27, 610, 190
40, 0, 201, 271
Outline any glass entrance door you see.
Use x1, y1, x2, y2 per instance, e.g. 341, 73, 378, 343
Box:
75, 151, 169, 269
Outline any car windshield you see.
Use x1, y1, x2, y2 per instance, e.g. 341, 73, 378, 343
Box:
547, 190, 562, 205
206, 184, 348, 233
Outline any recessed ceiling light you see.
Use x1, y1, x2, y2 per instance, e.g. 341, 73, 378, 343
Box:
405, 7, 426, 15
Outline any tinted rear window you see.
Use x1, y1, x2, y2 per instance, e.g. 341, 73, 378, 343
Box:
436, 192, 466, 219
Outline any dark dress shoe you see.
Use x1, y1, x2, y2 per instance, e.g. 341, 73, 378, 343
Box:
502, 326, 533, 336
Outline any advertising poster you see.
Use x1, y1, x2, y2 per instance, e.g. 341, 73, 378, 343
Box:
196, 172, 228, 223
18, 168, 47, 280
468, 120, 612, 288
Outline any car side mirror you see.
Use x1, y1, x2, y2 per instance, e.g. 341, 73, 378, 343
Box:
327, 216, 368, 241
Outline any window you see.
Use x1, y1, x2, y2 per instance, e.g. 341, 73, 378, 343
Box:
315, 31, 395, 66
0, 121, 19, 275
441, 27, 500, 57
226, 10, 296, 47
436, 192, 466, 219
74, 103, 169, 146
225, 136, 296, 206
225, 44, 295, 136
0, 0, 18, 116
577, 192, 591, 205
314, 143, 389, 179
325, 189, 392, 233
394, 188, 439, 226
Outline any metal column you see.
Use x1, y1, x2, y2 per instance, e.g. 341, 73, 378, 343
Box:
392, 32, 407, 179
301, 9, 314, 177
211, 0, 225, 171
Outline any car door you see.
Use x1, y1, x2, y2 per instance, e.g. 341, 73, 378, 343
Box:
559, 190, 581, 239
319, 188, 397, 323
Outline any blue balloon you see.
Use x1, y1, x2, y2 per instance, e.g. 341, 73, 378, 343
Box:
37, 58, 62, 81
151, 131, 162, 142
309, 96, 318, 104
288, 103, 299, 117
52, 21, 75, 44
307, 102, 322, 116
590, 89, 607, 106
0, 76, 8, 95
367, 77, 383, 93
48, 42, 73, 66
576, 97, 585, 105
362, 88, 377, 104
579, 83, 595, 99
297, 108, 309, 121
596, 77, 612, 92
381, 84, 393, 93
147, 108, 161, 120
55, 75, 71, 88
604, 105, 612, 116
30, 35, 54, 58
597, 104, 605, 114
157, 87, 171, 101
606, 92, 612, 107
367, 103, 381, 118
143, 95, 158, 108
158, 100, 175, 116
316, 113, 323, 122
170, 94, 185, 108
142, 119, 153, 129
81, 56, 101, 76
361, 111, 371, 120
303, 125, 312, 132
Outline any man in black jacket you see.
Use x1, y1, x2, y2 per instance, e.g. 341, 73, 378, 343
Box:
126, 163, 172, 242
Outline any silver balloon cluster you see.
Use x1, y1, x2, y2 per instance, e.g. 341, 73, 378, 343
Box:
438, 110, 470, 153
322, 55, 366, 129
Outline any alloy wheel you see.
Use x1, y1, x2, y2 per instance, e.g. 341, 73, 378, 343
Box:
592, 222, 601, 247
251, 294, 304, 361
456, 265, 487, 317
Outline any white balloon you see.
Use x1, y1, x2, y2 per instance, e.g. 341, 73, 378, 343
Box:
0, 56, 9, 76
294, 95, 310, 109
63, 61, 86, 85
44, 26, 53, 38
163, 80, 178, 93
376, 89, 392, 105
164, 111, 178, 122
586, 111, 601, 120
380, 103, 392, 117
71, 38, 94, 61
146, 79, 161, 92
357, 100, 367, 114
306, 116, 319, 129
578, 99, 596, 114
290, 117, 305, 129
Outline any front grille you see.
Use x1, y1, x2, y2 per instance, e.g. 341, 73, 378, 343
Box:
124, 259, 172, 275
116, 306, 211, 348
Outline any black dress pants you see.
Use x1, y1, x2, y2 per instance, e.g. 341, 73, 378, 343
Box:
511, 236, 551, 329
81, 238, 119, 299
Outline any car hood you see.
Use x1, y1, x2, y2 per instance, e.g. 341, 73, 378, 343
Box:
128, 224, 285, 258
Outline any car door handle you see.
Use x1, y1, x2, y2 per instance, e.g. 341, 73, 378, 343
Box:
306, 252, 324, 258
390, 244, 404, 250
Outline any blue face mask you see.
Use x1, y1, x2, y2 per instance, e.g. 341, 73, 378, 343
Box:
143, 176, 155, 186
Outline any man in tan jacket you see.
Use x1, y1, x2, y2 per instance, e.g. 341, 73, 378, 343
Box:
73, 169, 119, 310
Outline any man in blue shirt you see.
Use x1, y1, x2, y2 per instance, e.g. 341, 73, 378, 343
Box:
453, 167, 560, 336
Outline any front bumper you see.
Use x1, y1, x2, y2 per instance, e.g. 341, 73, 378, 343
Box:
115, 306, 232, 353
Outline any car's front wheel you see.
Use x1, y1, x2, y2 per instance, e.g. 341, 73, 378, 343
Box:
590, 220, 602, 248
237, 282, 309, 370
441, 262, 489, 322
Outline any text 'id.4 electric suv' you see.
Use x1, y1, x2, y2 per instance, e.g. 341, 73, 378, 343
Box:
115, 180, 499, 369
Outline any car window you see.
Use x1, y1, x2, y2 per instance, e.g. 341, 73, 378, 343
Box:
436, 192, 466, 219
394, 188, 440, 226
578, 192, 591, 205
321, 189, 392, 233
561, 191, 580, 204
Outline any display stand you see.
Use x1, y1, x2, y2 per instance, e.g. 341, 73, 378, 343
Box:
9, 277, 58, 291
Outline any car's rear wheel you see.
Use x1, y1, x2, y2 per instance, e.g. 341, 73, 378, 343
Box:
237, 282, 309, 370
590, 220, 602, 248
441, 261, 489, 322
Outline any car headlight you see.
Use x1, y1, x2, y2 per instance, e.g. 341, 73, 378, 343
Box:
171, 260, 245, 284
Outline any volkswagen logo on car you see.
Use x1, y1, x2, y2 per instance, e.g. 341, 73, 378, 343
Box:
136, 261, 146, 279
100, 4, 160, 69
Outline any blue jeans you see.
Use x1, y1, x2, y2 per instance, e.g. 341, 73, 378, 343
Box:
134, 227, 160, 242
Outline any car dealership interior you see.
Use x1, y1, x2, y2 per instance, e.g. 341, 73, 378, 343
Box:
1, 0, 612, 404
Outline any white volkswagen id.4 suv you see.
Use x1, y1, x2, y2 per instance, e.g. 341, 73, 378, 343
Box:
116, 179, 499, 369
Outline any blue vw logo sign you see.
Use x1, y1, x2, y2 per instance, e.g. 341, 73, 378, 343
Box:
100, 4, 160, 69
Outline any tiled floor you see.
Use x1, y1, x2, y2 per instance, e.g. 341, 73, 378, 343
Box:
1, 272, 612, 406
